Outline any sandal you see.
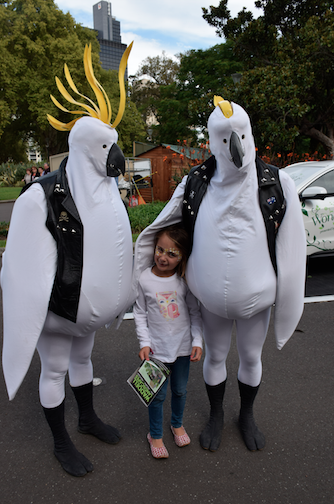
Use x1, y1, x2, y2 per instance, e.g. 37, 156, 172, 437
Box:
147, 433, 169, 459
171, 426, 191, 447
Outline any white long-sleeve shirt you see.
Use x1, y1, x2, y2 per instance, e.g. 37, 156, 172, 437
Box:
133, 267, 203, 363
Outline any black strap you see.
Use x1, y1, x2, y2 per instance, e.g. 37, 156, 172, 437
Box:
256, 157, 286, 274
182, 156, 216, 250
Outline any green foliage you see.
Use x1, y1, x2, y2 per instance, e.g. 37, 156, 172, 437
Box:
176, 42, 243, 134
128, 201, 167, 234
0, 0, 99, 161
0, 167, 18, 187
0, 0, 145, 162
154, 83, 198, 144
130, 77, 160, 140
0, 127, 28, 163
0, 162, 30, 186
202, 0, 334, 158
131, 43, 243, 144
130, 52, 180, 142
135, 52, 180, 86
0, 221, 9, 237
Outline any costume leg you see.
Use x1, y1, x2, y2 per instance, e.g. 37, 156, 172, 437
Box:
202, 306, 233, 386
170, 356, 190, 429
200, 380, 226, 452
43, 401, 93, 477
200, 306, 233, 451
37, 331, 93, 477
37, 330, 72, 408
68, 332, 95, 388
236, 307, 271, 451
69, 334, 121, 444
238, 381, 265, 451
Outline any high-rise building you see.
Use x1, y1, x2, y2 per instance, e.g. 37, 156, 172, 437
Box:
93, 1, 128, 78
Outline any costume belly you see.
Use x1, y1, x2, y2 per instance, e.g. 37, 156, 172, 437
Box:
43, 188, 133, 336
186, 186, 276, 320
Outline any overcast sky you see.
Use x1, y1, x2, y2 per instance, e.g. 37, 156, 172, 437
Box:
55, 0, 261, 76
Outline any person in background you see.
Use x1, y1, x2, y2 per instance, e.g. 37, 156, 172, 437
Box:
22, 168, 32, 185
31, 166, 38, 180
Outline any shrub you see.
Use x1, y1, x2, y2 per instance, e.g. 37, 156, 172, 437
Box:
0, 162, 46, 186
0, 221, 9, 237
0, 167, 18, 187
128, 201, 167, 234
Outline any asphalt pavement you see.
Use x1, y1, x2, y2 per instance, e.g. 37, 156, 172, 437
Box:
1, 259, 334, 504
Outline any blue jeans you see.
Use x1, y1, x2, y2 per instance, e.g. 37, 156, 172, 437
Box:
148, 355, 190, 439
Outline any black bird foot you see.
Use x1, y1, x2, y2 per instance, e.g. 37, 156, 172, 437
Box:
239, 414, 265, 451
54, 443, 93, 477
78, 417, 121, 445
200, 414, 223, 452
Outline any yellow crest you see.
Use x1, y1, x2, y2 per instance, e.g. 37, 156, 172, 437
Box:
214, 96, 233, 118
47, 42, 133, 131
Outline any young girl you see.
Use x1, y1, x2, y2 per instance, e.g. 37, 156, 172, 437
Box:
133, 224, 203, 459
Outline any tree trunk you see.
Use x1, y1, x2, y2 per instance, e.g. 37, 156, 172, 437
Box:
300, 123, 334, 158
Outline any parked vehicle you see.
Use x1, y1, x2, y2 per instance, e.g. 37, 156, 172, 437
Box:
282, 160, 334, 256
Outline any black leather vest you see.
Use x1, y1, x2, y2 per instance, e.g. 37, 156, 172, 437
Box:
182, 156, 286, 275
21, 158, 83, 322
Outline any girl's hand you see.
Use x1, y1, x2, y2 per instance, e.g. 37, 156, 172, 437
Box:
190, 346, 202, 362
139, 347, 150, 361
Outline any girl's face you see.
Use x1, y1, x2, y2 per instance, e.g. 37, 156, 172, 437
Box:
153, 233, 182, 277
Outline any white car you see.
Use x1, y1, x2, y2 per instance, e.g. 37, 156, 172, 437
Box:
281, 160, 334, 256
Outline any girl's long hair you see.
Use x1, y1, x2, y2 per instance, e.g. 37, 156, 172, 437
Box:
154, 224, 190, 278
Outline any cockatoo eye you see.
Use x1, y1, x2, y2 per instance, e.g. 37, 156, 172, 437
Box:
242, 135, 245, 139
223, 139, 227, 143
103, 144, 107, 148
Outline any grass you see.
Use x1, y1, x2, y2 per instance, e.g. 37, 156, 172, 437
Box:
0, 187, 22, 200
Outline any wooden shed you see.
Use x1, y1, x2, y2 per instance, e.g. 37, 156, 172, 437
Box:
136, 143, 210, 201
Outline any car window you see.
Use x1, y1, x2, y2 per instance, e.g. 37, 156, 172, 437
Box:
283, 166, 325, 185
308, 170, 334, 193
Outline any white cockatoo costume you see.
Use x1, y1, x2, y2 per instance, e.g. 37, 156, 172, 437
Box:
1, 44, 134, 477
133, 97, 305, 452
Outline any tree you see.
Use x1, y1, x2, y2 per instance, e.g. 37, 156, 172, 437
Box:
177, 42, 243, 135
202, 1, 334, 159
0, 0, 100, 161
131, 44, 243, 145
154, 42, 243, 144
154, 82, 198, 145
135, 51, 180, 86
130, 52, 180, 138
0, 0, 145, 162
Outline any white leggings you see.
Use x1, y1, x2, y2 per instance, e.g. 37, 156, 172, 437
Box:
201, 305, 271, 387
36, 330, 95, 408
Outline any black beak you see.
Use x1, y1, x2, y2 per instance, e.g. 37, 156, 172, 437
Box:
230, 131, 244, 169
106, 143, 125, 177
